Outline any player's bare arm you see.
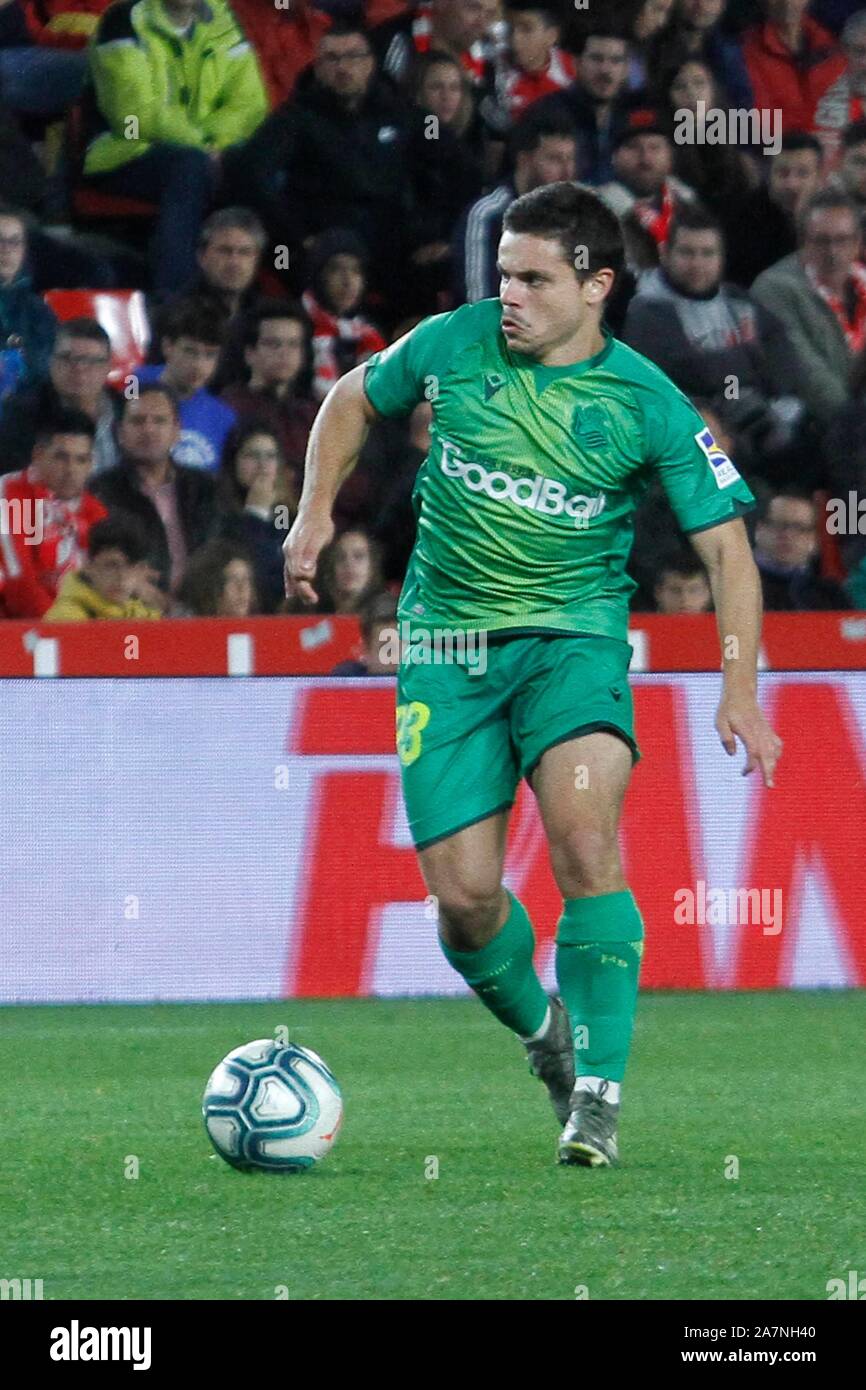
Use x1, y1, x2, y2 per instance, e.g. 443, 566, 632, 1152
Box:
690, 518, 783, 788
282, 363, 379, 604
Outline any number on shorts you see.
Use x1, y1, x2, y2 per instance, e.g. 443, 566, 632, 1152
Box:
396, 701, 430, 767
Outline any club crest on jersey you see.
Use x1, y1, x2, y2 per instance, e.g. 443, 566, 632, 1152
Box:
483, 373, 506, 402
694, 427, 740, 489
572, 404, 609, 449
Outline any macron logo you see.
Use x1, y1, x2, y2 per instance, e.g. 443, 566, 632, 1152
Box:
50, 1321, 152, 1371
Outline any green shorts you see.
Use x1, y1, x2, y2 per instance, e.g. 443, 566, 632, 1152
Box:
396, 632, 640, 849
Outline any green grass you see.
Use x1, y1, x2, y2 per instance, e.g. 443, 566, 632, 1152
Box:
1, 993, 864, 1301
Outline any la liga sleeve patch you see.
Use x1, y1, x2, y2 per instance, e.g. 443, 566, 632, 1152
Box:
694, 427, 741, 489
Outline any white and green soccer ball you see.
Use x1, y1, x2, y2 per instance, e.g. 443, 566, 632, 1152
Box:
203, 1038, 343, 1173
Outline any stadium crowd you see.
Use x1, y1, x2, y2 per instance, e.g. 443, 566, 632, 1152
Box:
1, 0, 865, 669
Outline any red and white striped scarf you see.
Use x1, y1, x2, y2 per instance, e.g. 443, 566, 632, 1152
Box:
631, 181, 676, 249
301, 291, 386, 401
806, 261, 866, 355
412, 2, 488, 83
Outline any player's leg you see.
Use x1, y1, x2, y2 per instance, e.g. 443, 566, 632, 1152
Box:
532, 730, 643, 1166
417, 814, 574, 1121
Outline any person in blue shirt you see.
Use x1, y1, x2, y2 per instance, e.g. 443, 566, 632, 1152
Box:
135, 298, 237, 471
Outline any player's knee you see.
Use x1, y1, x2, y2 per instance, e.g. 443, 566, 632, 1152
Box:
436, 883, 504, 952
549, 827, 624, 897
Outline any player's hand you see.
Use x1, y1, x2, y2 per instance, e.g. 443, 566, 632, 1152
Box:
715, 693, 783, 788
283, 511, 334, 605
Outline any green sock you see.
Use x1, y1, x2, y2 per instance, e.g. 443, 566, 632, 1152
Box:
555, 891, 644, 1084
440, 890, 549, 1038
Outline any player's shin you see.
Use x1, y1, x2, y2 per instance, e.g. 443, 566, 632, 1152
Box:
439, 890, 549, 1037
554, 891, 644, 1099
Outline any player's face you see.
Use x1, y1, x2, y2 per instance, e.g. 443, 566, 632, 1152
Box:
664, 228, 723, 295
34, 433, 93, 500
769, 149, 821, 213
498, 230, 602, 359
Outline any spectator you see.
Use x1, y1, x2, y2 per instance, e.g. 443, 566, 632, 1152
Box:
527, 29, 631, 185
406, 52, 485, 267
623, 0, 677, 92
227, 22, 421, 305
0, 318, 119, 476
836, 120, 866, 249
229, 0, 332, 108
0, 206, 56, 402
373, 0, 494, 90
82, 0, 268, 295
752, 189, 865, 421
136, 299, 237, 472
176, 539, 259, 617
741, 0, 846, 135
663, 59, 760, 222
453, 110, 578, 303
597, 105, 699, 272
220, 301, 318, 484
217, 423, 296, 614
301, 230, 387, 402
45, 513, 162, 621
315, 527, 386, 615
0, 409, 106, 618
813, 9, 866, 169
331, 592, 401, 675
724, 132, 824, 287
0, 0, 91, 115
822, 342, 866, 573
90, 384, 219, 597
653, 552, 713, 614
646, 0, 754, 108
754, 486, 850, 609
623, 206, 805, 477
497, 2, 576, 122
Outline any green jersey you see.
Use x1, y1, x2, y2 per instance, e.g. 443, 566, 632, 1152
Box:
363, 298, 754, 640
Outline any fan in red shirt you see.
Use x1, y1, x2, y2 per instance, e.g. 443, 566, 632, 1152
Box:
0, 409, 106, 618
497, 0, 576, 122
741, 0, 847, 134
21, 1, 112, 49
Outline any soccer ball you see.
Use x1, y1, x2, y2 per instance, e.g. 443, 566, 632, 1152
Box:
202, 1038, 343, 1172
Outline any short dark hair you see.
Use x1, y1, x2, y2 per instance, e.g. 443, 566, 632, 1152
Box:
765, 485, 817, 513
510, 110, 579, 158
506, 0, 560, 25
666, 203, 724, 248
122, 381, 181, 419
34, 408, 95, 446
87, 513, 150, 564
243, 298, 310, 350
55, 318, 111, 353
575, 27, 629, 55
656, 551, 708, 583
360, 591, 398, 643
842, 119, 866, 152
160, 297, 227, 348
503, 180, 625, 283
319, 19, 370, 46
778, 131, 823, 161
798, 187, 861, 240
199, 206, 266, 252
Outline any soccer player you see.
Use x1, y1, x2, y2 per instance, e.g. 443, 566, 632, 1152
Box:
283, 182, 782, 1168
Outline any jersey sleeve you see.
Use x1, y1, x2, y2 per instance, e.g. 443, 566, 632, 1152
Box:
643, 386, 755, 534
363, 310, 457, 418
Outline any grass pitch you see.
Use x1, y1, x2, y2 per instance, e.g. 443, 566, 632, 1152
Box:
2, 993, 863, 1301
